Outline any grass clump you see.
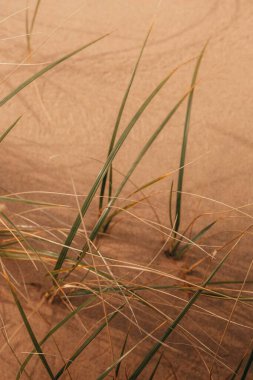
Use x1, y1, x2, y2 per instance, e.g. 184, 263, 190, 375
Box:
1, 7, 252, 380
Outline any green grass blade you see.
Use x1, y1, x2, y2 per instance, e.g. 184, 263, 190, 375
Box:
54, 64, 182, 277
0, 33, 110, 107
99, 25, 153, 211
148, 353, 163, 380
127, 238, 237, 379
91, 91, 189, 238
240, 349, 253, 380
64, 90, 189, 277
171, 220, 216, 259
26, 0, 42, 52
17, 296, 96, 379
115, 329, 129, 377
174, 42, 208, 236
168, 180, 174, 228
230, 347, 253, 380
30, 0, 41, 35
25, 6, 29, 53
54, 308, 120, 379
6, 281, 55, 379
230, 357, 245, 380
103, 170, 175, 232
0, 116, 22, 143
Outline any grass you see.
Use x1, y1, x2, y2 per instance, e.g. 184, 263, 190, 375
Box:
1, 4, 253, 380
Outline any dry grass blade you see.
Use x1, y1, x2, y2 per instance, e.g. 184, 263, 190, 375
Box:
17, 296, 96, 379
54, 307, 121, 379
0, 195, 66, 207
169, 220, 216, 259
126, 231, 245, 379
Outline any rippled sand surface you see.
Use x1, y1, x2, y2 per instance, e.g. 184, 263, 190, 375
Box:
1, 1, 253, 379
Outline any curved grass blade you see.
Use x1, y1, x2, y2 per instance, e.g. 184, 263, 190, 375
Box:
5, 278, 55, 379
0, 195, 65, 207
0, 116, 22, 143
60, 283, 253, 303
127, 235, 241, 380
54, 63, 184, 277
102, 195, 149, 233
99, 25, 153, 212
54, 307, 121, 379
0, 33, 110, 107
173, 42, 208, 243
0, 211, 38, 268
64, 90, 190, 277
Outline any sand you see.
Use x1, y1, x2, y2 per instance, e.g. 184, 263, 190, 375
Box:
1, 1, 253, 379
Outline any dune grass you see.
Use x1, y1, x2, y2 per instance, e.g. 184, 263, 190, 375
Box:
1, 8, 252, 380
25, 0, 42, 53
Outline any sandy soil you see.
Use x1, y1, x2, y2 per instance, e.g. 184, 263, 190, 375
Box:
1, 1, 253, 379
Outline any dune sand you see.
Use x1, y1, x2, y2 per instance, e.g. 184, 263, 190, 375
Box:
1, 1, 253, 379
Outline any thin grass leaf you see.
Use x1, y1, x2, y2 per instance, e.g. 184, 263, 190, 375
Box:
169, 180, 174, 228
148, 353, 163, 380
240, 349, 253, 380
115, 329, 129, 377
54, 62, 185, 277
54, 307, 121, 379
64, 285, 253, 303
0, 195, 65, 207
5, 279, 55, 379
26, 0, 42, 52
0, 211, 38, 268
17, 296, 96, 379
0, 33, 110, 107
29, 0, 41, 35
170, 221, 216, 259
0, 116, 22, 143
99, 25, 153, 211
102, 195, 149, 233
173, 42, 208, 239
127, 235, 240, 380
230, 357, 245, 380
25, 6, 29, 53
130, 171, 173, 197
103, 170, 175, 231
64, 90, 189, 278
